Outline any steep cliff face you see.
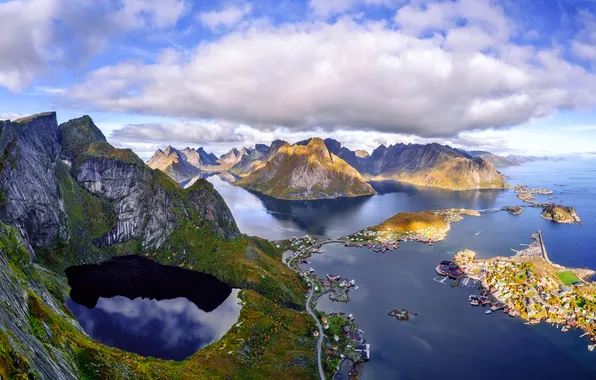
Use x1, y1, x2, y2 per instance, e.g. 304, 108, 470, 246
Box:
236, 138, 376, 200
0, 113, 239, 257
73, 146, 239, 250
362, 143, 508, 190
0, 112, 68, 252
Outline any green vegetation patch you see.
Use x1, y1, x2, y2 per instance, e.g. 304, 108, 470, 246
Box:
60, 115, 107, 159
556, 271, 581, 285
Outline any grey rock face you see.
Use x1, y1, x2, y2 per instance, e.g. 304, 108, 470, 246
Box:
75, 157, 238, 249
0, 226, 78, 379
1, 112, 239, 256
0, 113, 69, 252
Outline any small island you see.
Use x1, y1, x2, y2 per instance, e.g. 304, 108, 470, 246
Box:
541, 205, 581, 224
502, 206, 524, 215
388, 309, 417, 321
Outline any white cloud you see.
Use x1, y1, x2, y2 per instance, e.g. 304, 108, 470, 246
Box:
394, 0, 511, 40
196, 3, 252, 31
0, 0, 58, 91
572, 40, 596, 61
0, 0, 187, 92
68, 10, 596, 138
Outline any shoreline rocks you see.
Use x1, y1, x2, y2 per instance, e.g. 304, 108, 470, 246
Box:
502, 206, 524, 215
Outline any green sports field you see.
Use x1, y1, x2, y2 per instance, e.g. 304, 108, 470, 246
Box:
556, 271, 581, 285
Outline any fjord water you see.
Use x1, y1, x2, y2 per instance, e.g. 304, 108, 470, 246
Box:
209, 159, 596, 379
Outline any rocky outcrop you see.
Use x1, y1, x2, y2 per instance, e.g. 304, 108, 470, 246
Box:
236, 138, 376, 200
0, 113, 69, 252
540, 205, 581, 224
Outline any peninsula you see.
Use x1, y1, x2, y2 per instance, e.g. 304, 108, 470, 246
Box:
453, 231, 596, 347
344, 208, 480, 248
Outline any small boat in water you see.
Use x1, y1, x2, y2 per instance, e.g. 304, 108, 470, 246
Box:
589, 344, 595, 352
485, 310, 492, 314
562, 326, 569, 332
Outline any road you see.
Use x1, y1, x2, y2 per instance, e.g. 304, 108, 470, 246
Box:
283, 242, 327, 380
306, 279, 326, 380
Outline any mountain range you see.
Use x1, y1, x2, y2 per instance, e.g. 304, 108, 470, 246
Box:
464, 150, 561, 167
149, 138, 511, 199
0, 112, 314, 379
236, 138, 376, 200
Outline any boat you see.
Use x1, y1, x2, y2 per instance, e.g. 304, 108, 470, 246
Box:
308, 267, 315, 273
562, 326, 569, 332
436, 260, 464, 279
470, 299, 479, 306
589, 344, 595, 352
485, 310, 492, 314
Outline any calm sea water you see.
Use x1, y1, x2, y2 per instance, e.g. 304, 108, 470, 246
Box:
209, 159, 596, 379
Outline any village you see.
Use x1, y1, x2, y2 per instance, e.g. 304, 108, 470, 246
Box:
280, 235, 371, 378
450, 231, 596, 351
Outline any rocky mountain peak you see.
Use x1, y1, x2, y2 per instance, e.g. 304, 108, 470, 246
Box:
59, 115, 107, 161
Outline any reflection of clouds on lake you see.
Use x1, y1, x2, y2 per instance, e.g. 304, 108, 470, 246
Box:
67, 289, 241, 360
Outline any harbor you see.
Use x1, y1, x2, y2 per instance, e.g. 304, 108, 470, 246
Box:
434, 230, 596, 352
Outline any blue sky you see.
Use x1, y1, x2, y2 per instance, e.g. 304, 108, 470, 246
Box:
1, 0, 596, 158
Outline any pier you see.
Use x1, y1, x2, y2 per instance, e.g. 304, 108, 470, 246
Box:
537, 230, 553, 265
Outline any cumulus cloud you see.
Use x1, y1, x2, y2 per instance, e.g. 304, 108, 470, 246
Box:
111, 121, 248, 144
0, 0, 187, 91
196, 3, 252, 31
69, 1, 596, 138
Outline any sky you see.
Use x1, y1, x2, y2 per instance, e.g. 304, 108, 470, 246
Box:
2, 0, 596, 159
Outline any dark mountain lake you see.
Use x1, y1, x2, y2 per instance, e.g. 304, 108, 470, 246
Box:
208, 158, 596, 379
66, 256, 241, 361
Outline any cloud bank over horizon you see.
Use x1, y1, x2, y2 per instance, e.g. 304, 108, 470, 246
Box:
1, 0, 596, 156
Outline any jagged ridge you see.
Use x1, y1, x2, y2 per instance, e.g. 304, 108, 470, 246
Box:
236, 138, 376, 200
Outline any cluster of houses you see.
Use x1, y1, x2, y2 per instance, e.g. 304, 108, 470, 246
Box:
288, 234, 317, 251
467, 258, 596, 339
344, 225, 447, 246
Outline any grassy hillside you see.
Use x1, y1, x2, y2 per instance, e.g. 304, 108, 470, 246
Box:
0, 221, 317, 379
